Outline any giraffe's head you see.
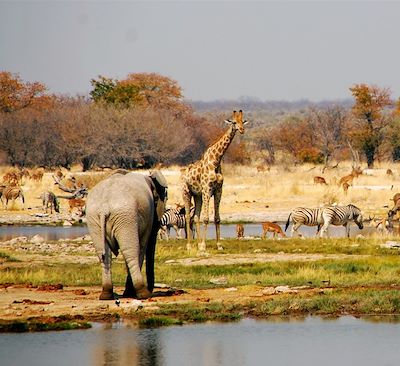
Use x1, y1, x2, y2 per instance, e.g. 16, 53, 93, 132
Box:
224, 110, 248, 134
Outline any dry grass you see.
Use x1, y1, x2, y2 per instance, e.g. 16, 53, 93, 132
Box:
0, 162, 398, 220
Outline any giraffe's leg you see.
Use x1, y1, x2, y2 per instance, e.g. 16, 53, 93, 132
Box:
214, 187, 223, 250
183, 190, 193, 250
190, 196, 202, 251
199, 192, 210, 252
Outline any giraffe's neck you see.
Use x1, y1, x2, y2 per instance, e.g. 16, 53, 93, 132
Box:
203, 126, 236, 168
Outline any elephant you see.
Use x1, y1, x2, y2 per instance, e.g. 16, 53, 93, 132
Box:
86, 170, 168, 300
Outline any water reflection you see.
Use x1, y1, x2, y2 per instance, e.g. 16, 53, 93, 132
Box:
0, 222, 369, 242
1, 317, 400, 366
91, 323, 162, 366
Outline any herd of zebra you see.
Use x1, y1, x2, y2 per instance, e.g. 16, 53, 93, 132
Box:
160, 203, 365, 240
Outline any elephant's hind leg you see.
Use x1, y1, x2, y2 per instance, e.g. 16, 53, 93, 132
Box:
99, 244, 114, 300
117, 225, 151, 300
122, 270, 137, 298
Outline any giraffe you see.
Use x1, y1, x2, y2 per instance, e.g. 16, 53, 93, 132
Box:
181, 110, 248, 252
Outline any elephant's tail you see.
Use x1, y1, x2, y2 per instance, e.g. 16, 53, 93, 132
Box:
100, 211, 108, 257
284, 213, 292, 232
146, 213, 158, 292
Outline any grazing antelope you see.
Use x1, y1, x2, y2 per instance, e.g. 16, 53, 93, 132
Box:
370, 218, 389, 234
313, 176, 327, 185
2, 171, 19, 186
2, 186, 25, 210
261, 221, 286, 239
319, 204, 363, 238
40, 191, 60, 214
387, 169, 394, 176
236, 223, 244, 239
285, 207, 324, 237
30, 168, 44, 182
68, 198, 86, 215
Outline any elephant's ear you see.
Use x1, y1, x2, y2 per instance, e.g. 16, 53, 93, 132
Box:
148, 170, 168, 221
149, 170, 168, 201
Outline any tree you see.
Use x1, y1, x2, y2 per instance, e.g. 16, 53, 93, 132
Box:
90, 73, 191, 117
349, 84, 393, 168
273, 116, 323, 164
307, 106, 346, 171
0, 71, 53, 113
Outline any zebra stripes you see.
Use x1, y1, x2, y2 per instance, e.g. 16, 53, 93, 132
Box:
285, 207, 324, 237
319, 204, 363, 238
160, 206, 195, 240
40, 191, 60, 214
2, 186, 25, 209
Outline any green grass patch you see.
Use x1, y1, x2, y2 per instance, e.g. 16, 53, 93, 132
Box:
0, 320, 91, 333
138, 316, 183, 328
0, 251, 19, 262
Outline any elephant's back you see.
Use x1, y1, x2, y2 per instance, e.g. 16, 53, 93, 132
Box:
86, 172, 152, 213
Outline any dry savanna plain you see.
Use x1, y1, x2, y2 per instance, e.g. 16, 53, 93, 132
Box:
1, 162, 400, 332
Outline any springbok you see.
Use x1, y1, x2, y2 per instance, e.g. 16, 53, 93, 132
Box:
338, 167, 363, 188
313, 176, 327, 185
236, 223, 244, 239
261, 221, 286, 239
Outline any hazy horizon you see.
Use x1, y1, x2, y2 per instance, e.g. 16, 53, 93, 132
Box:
1, 1, 399, 102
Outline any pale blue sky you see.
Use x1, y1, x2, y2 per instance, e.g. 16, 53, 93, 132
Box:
1, 1, 399, 101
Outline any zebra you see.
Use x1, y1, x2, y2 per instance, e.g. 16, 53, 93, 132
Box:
159, 206, 195, 240
40, 191, 60, 214
285, 207, 324, 237
2, 186, 25, 210
319, 204, 363, 238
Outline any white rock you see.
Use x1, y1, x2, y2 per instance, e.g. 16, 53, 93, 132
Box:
262, 287, 276, 295
30, 234, 45, 244
209, 276, 228, 285
275, 285, 296, 293
381, 241, 400, 249
225, 287, 238, 292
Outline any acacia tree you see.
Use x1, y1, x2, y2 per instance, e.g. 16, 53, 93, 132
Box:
0, 71, 53, 113
349, 84, 393, 168
90, 72, 191, 118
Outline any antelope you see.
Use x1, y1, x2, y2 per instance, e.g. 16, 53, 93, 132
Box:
30, 168, 44, 182
68, 198, 86, 215
342, 182, 350, 195
261, 221, 286, 239
236, 223, 244, 239
370, 217, 389, 234
313, 176, 327, 185
391, 193, 400, 205
2, 171, 19, 186
387, 169, 394, 176
256, 165, 269, 173
338, 167, 362, 188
